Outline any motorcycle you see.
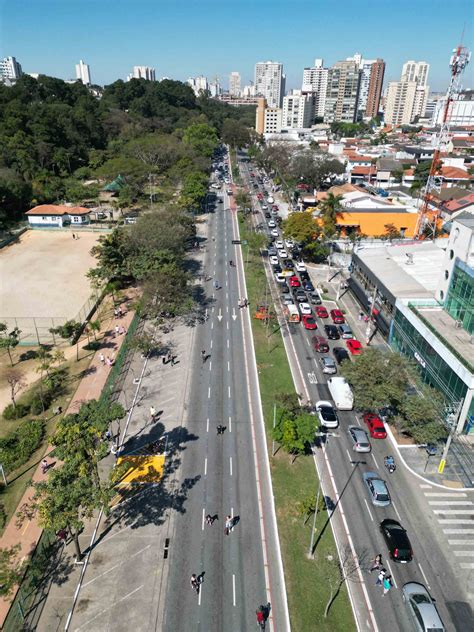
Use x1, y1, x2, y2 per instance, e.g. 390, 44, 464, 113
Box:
384, 455, 396, 473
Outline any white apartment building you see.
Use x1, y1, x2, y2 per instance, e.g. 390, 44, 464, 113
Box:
75, 59, 91, 85
127, 66, 156, 81
209, 80, 222, 97
255, 61, 285, 108
0, 56, 22, 82
301, 58, 328, 118
282, 90, 315, 129
229, 71, 241, 97
188, 75, 209, 96
264, 107, 282, 134
432, 93, 474, 126
384, 81, 418, 125
242, 83, 256, 97
402, 61, 429, 87
324, 60, 361, 123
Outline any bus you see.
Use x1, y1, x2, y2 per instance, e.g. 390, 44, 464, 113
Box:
284, 304, 300, 323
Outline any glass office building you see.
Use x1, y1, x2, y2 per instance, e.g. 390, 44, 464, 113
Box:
444, 259, 474, 334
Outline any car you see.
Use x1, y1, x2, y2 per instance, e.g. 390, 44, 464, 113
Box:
333, 347, 350, 364
282, 295, 295, 306
253, 183, 259, 189
294, 289, 307, 302
272, 204, 279, 210
402, 582, 445, 632
295, 262, 307, 272
324, 324, 340, 340
292, 247, 302, 258
211, 182, 220, 189
308, 291, 322, 305
302, 315, 317, 330
257, 193, 264, 200
275, 240, 284, 249
264, 211, 272, 219
303, 280, 314, 292
289, 275, 301, 288
285, 239, 294, 249
299, 270, 310, 281
299, 302, 312, 315
226, 189, 233, 195
380, 519, 413, 563
312, 335, 329, 353
338, 324, 353, 339
348, 426, 371, 452
363, 472, 390, 506
314, 400, 339, 429
363, 413, 387, 439
250, 172, 255, 177
330, 309, 345, 324
346, 339, 363, 355
281, 268, 294, 278
282, 259, 294, 269
268, 247, 277, 256
271, 229, 279, 237
281, 285, 291, 297
316, 306, 329, 318
269, 256, 279, 266
320, 356, 336, 374
274, 272, 286, 284
261, 204, 268, 210
278, 249, 288, 259
268, 220, 276, 228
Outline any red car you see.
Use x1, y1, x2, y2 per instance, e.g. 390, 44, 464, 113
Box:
302, 315, 317, 330
289, 275, 301, 288
250, 172, 255, 177
330, 309, 345, 324
364, 413, 387, 439
315, 306, 329, 318
257, 193, 264, 200
346, 339, 363, 355
272, 204, 279, 211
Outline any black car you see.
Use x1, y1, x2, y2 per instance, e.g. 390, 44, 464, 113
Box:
299, 270, 310, 281
380, 519, 413, 563
333, 347, 350, 364
294, 289, 307, 302
308, 291, 322, 305
274, 265, 282, 274
303, 280, 314, 292
324, 324, 340, 340
283, 259, 294, 269
265, 211, 271, 219
292, 247, 302, 258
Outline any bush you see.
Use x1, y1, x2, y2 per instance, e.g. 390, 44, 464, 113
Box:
29, 394, 52, 416
0, 420, 45, 473
2, 403, 29, 420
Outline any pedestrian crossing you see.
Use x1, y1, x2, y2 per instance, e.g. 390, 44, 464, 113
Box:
421, 485, 474, 600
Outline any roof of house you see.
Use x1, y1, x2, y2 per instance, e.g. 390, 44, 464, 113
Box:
377, 157, 403, 172
351, 166, 374, 175
443, 193, 474, 213
25, 205, 91, 216
440, 166, 471, 180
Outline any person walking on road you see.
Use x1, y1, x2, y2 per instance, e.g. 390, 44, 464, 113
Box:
375, 568, 386, 586
224, 515, 232, 536
216, 424, 225, 435
190, 574, 200, 593
256, 607, 265, 629
205, 514, 214, 526
369, 554, 382, 572
150, 406, 157, 422
99, 352, 105, 365
382, 575, 393, 596
201, 350, 207, 364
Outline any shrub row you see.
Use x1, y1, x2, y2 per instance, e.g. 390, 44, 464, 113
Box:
0, 419, 45, 474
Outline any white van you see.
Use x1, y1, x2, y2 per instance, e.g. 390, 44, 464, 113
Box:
327, 377, 354, 410
284, 304, 300, 323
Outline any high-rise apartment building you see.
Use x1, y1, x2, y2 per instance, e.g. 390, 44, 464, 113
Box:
324, 61, 361, 123
187, 76, 209, 96
229, 71, 241, 97
301, 58, 328, 119
127, 66, 156, 81
384, 60, 430, 125
402, 61, 429, 87
365, 59, 385, 118
75, 59, 91, 85
255, 61, 285, 108
282, 90, 316, 129
0, 56, 23, 82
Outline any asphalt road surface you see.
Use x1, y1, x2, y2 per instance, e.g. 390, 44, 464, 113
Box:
163, 173, 289, 631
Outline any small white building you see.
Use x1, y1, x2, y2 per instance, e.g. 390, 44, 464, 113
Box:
25, 205, 91, 228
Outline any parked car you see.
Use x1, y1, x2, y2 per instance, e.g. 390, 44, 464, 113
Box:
320, 356, 336, 374
314, 400, 339, 429
348, 426, 371, 452
346, 339, 363, 355
333, 347, 350, 364
302, 315, 317, 330
338, 324, 353, 339
364, 413, 387, 439
303, 280, 315, 292
261, 204, 268, 210
324, 324, 340, 340
269, 256, 279, 266
257, 193, 264, 200
275, 240, 284, 249
316, 306, 329, 318
308, 291, 322, 305
282, 295, 294, 306
380, 519, 413, 563
402, 583, 445, 632
274, 272, 286, 284
264, 211, 272, 219
363, 472, 390, 506
330, 309, 345, 324
289, 276, 301, 288
312, 335, 329, 353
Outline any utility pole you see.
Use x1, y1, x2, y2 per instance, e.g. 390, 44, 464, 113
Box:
438, 399, 464, 475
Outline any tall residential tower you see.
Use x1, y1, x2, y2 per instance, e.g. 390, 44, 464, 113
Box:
255, 61, 285, 108
75, 59, 91, 85
301, 58, 328, 119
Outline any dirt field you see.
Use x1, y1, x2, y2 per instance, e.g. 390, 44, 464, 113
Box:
0, 230, 100, 341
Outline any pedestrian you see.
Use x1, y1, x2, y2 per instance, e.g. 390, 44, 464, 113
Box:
150, 406, 156, 421
216, 424, 225, 435
114, 308, 119, 319
119, 326, 126, 335
201, 350, 206, 364
114, 325, 120, 337
72, 233, 75, 240
256, 608, 265, 629
99, 352, 105, 364
41, 458, 48, 474
375, 568, 386, 586
244, 298, 249, 308
369, 554, 382, 572
190, 574, 199, 593
358, 311, 364, 321
162, 354, 167, 365
205, 514, 214, 526
117, 305, 123, 317
238, 299, 243, 309
224, 515, 232, 536
382, 575, 392, 596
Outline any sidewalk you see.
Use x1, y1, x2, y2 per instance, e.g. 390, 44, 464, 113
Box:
0, 296, 135, 627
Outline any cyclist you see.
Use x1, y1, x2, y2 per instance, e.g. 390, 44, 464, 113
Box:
190, 574, 199, 592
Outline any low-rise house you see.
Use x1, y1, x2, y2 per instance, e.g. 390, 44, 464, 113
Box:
25, 204, 91, 228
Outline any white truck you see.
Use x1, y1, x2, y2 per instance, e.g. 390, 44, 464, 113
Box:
327, 377, 354, 410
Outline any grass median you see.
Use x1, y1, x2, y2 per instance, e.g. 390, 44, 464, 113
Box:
239, 214, 355, 632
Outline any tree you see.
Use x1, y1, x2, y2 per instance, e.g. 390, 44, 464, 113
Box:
272, 410, 317, 463
221, 119, 250, 148
398, 385, 448, 444
0, 323, 21, 367
89, 319, 101, 341
324, 545, 362, 618
89, 229, 131, 283
282, 212, 320, 244
296, 491, 327, 525
235, 189, 251, 209
5, 368, 26, 409
179, 171, 208, 209
0, 544, 23, 598
318, 193, 344, 238
0, 167, 32, 225
410, 160, 436, 194
383, 223, 401, 241
182, 122, 218, 157
140, 263, 192, 318
290, 151, 345, 191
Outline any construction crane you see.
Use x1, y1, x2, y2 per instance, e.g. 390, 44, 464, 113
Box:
414, 44, 471, 239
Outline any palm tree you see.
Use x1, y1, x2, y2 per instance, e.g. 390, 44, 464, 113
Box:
319, 193, 344, 238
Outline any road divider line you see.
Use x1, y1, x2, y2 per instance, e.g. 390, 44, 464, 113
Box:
232, 574, 236, 607
208, 387, 211, 399
206, 418, 209, 433
228, 386, 231, 398
363, 498, 374, 522
392, 501, 402, 521
418, 562, 430, 588
209, 361, 212, 371
204, 458, 207, 476
230, 457, 233, 476
202, 508, 205, 531
372, 454, 379, 470
385, 561, 396, 587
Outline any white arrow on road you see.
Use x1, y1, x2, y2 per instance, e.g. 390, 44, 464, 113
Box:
217, 309, 223, 321
232, 308, 237, 321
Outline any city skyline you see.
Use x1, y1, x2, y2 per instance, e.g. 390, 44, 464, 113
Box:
0, 0, 471, 91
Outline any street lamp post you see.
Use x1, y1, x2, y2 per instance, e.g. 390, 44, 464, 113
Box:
308, 432, 331, 558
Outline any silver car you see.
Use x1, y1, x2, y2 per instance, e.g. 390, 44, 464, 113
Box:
362, 472, 391, 507
348, 426, 371, 452
402, 582, 445, 632
320, 356, 337, 375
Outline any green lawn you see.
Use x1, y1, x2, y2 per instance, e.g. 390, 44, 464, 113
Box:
239, 214, 356, 631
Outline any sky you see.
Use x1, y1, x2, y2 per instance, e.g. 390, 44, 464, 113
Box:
1, 0, 472, 92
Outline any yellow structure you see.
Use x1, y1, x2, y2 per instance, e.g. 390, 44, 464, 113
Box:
335, 211, 419, 237
110, 453, 166, 507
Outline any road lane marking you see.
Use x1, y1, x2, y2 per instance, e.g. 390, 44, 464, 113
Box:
208, 387, 211, 399
438, 519, 474, 524
419, 484, 432, 488
229, 416, 232, 432
444, 529, 474, 534
232, 574, 236, 606
204, 458, 207, 476
74, 586, 143, 632
228, 386, 231, 398
460, 562, 474, 569
363, 498, 374, 522
449, 540, 474, 545
227, 339, 230, 348
418, 562, 430, 588
206, 418, 209, 433
425, 492, 467, 497
346, 449, 352, 462
202, 508, 205, 531
227, 321, 229, 330
429, 500, 472, 505
228, 361, 230, 372
209, 361, 212, 371
433, 510, 474, 514
210, 340, 213, 348
385, 561, 396, 588
211, 321, 213, 330
230, 457, 233, 476
372, 454, 379, 470
454, 550, 474, 556
392, 501, 402, 521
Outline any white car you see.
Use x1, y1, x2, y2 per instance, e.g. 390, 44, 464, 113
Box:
295, 261, 307, 272
275, 240, 284, 249
298, 302, 312, 315
269, 256, 279, 266
314, 400, 339, 429
271, 229, 279, 237
278, 249, 288, 259
274, 272, 286, 284
285, 239, 295, 249
211, 183, 220, 189
267, 196, 274, 204
268, 220, 276, 228
261, 204, 268, 210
